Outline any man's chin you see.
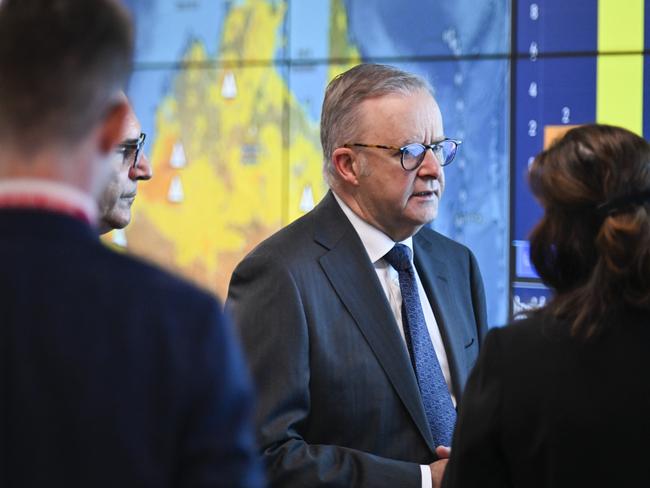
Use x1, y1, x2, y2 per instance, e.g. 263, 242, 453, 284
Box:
98, 213, 131, 235
406, 208, 437, 227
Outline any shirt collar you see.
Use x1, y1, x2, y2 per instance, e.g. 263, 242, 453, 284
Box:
332, 191, 413, 264
0, 178, 98, 224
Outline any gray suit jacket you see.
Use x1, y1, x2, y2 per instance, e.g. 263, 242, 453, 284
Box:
227, 191, 488, 488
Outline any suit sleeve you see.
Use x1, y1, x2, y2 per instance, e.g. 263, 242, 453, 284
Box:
227, 253, 422, 488
179, 296, 266, 488
468, 250, 488, 344
442, 328, 510, 488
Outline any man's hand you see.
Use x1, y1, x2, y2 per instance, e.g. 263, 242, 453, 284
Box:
435, 446, 451, 459
429, 446, 451, 488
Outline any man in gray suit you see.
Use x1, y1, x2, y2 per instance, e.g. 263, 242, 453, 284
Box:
227, 64, 487, 488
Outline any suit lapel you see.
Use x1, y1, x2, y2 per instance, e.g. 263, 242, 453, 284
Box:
413, 233, 465, 400
314, 193, 435, 452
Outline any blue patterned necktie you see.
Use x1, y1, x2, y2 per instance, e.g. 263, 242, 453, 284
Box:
384, 244, 456, 447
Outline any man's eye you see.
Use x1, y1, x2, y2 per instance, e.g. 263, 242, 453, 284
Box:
119, 147, 136, 165
404, 144, 425, 157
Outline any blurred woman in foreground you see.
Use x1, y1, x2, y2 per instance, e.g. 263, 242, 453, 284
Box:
443, 124, 650, 488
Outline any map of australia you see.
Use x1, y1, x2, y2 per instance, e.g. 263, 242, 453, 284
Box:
119, 0, 359, 297
119, 0, 510, 325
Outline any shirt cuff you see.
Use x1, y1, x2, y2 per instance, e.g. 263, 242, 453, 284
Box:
420, 464, 433, 488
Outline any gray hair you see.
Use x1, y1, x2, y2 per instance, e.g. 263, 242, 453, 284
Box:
320, 64, 433, 185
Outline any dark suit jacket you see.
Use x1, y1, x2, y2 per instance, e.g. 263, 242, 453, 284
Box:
443, 311, 650, 488
227, 191, 487, 487
0, 209, 265, 488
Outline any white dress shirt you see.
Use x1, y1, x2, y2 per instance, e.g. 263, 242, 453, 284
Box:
333, 192, 454, 488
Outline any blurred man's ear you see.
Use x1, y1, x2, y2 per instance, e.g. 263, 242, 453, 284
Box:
97, 96, 129, 155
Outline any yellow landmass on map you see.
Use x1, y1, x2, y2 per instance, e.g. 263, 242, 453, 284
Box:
329, 0, 362, 80
112, 0, 359, 298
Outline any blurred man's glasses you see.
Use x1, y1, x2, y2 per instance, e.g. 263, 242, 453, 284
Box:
343, 138, 462, 171
115, 132, 146, 169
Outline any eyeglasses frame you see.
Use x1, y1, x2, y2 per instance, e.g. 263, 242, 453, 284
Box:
342, 138, 462, 171
115, 132, 147, 169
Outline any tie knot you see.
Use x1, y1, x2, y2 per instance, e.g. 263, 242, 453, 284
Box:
384, 244, 412, 271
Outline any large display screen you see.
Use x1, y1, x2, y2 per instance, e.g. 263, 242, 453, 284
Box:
512, 0, 650, 316
117, 0, 648, 327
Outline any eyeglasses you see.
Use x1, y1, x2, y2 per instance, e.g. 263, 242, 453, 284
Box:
115, 132, 146, 169
343, 138, 462, 171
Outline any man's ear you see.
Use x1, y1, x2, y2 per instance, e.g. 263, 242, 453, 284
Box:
331, 147, 361, 186
97, 97, 129, 155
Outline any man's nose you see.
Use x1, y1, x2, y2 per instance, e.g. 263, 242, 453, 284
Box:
130, 153, 153, 181
417, 147, 442, 178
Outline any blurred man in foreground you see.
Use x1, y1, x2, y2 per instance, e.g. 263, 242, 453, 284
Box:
0, 1, 264, 486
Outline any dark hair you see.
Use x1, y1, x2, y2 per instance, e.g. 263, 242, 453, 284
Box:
529, 124, 650, 338
0, 0, 134, 149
